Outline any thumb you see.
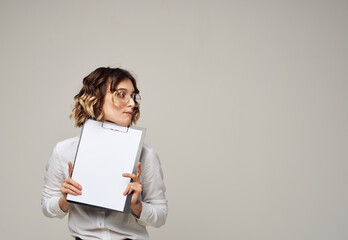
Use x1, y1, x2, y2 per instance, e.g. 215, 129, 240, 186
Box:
68, 161, 73, 179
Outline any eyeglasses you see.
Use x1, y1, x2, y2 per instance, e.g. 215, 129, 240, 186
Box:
112, 88, 141, 107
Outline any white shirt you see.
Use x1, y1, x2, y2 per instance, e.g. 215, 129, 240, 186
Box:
41, 136, 168, 240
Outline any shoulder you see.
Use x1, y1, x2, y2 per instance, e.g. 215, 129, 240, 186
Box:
141, 144, 156, 157
140, 144, 163, 173
55, 136, 79, 150
46, 136, 79, 173
139, 144, 165, 189
140, 144, 161, 164
53, 136, 80, 162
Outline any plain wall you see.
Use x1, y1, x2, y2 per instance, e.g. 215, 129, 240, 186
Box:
0, 0, 347, 239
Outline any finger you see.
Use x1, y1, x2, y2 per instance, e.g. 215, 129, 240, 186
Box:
61, 186, 81, 196
127, 183, 142, 195
62, 182, 82, 194
123, 183, 131, 195
127, 184, 135, 195
68, 162, 73, 178
132, 185, 141, 195
136, 162, 141, 178
122, 173, 137, 181
65, 178, 82, 190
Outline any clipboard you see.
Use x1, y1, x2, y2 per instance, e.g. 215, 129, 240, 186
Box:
66, 119, 146, 213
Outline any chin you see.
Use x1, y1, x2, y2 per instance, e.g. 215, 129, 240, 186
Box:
106, 114, 132, 125
118, 119, 132, 127
104, 118, 131, 127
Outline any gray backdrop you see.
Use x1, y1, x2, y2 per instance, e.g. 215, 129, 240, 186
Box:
0, 0, 347, 239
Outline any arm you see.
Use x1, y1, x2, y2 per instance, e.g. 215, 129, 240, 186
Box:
122, 162, 143, 218
136, 148, 168, 228
41, 145, 68, 218
122, 147, 168, 227
59, 161, 82, 212
41, 144, 82, 217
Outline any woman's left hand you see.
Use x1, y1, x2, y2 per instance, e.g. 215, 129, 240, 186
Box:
122, 162, 143, 217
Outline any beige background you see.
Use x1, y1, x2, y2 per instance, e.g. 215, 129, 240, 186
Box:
1, 0, 347, 239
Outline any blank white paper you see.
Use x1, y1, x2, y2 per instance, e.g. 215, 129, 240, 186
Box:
67, 119, 145, 212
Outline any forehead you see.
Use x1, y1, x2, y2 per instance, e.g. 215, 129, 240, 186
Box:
111, 78, 135, 91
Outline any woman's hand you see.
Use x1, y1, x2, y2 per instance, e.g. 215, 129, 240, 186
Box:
122, 162, 143, 218
59, 161, 82, 212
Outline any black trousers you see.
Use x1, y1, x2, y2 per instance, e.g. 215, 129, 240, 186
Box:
76, 238, 131, 240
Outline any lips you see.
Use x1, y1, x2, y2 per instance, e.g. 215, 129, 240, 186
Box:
124, 111, 133, 115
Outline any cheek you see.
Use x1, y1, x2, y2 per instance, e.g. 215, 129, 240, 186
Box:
103, 102, 115, 117
104, 102, 124, 119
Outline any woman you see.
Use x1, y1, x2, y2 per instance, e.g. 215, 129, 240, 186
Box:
41, 67, 168, 240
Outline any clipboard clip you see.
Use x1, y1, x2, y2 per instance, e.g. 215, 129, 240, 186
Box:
101, 122, 129, 133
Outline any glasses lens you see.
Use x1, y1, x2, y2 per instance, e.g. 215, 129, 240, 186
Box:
112, 90, 141, 106
112, 90, 127, 105
134, 94, 141, 106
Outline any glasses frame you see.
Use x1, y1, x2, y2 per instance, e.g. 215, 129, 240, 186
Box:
111, 88, 141, 107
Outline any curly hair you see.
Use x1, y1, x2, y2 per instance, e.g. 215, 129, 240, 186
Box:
70, 67, 140, 127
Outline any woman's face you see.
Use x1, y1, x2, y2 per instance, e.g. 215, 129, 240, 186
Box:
103, 78, 136, 126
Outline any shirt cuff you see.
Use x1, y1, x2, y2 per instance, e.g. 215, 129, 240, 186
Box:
52, 197, 68, 218
137, 201, 151, 225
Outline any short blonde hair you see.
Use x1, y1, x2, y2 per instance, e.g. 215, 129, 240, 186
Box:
70, 67, 140, 127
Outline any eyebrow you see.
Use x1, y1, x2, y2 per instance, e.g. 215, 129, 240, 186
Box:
115, 88, 135, 93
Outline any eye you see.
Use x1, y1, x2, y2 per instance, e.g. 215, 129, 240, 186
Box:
116, 90, 126, 98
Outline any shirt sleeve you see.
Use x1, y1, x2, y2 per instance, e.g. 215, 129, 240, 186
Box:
41, 144, 68, 219
136, 148, 168, 228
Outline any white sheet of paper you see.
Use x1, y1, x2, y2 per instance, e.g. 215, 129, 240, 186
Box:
66, 119, 145, 212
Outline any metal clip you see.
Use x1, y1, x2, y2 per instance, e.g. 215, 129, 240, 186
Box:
101, 122, 129, 133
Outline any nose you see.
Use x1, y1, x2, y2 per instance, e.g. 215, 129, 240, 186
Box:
128, 97, 135, 108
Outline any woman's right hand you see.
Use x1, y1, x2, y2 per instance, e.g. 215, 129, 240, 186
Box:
59, 161, 82, 212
